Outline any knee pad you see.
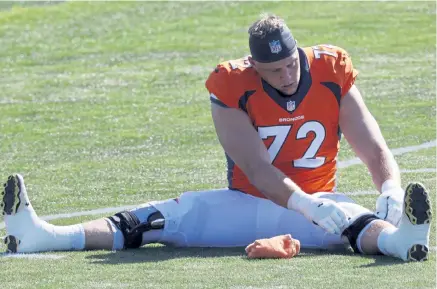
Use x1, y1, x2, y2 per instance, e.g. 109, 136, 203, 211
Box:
341, 214, 379, 253
329, 197, 380, 253
107, 210, 165, 249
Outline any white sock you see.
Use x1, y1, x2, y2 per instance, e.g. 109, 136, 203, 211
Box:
5, 206, 85, 253
41, 222, 86, 251
17, 220, 86, 253
377, 226, 398, 257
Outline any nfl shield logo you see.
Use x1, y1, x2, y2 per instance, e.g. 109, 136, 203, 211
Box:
286, 100, 295, 112
269, 40, 282, 54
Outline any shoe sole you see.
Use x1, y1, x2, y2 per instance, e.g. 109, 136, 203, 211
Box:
1, 174, 21, 216
408, 244, 429, 262
4, 235, 19, 253
405, 182, 432, 262
2, 175, 23, 253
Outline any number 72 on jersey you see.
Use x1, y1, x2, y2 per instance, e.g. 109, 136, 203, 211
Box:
258, 121, 327, 169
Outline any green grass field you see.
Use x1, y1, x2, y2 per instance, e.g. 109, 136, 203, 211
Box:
0, 1, 435, 288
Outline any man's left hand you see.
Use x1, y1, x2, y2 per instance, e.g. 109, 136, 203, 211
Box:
376, 181, 404, 227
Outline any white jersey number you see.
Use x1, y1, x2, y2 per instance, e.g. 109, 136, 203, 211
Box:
293, 121, 326, 168
258, 125, 292, 163
312, 44, 337, 59
258, 121, 326, 169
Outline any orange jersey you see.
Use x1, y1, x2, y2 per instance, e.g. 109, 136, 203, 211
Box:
205, 45, 359, 198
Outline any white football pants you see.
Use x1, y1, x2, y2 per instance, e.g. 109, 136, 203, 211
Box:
131, 189, 372, 249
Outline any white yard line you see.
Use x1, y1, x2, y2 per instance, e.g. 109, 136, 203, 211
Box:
337, 140, 436, 168
400, 168, 435, 173
0, 140, 435, 231
0, 253, 65, 260
39, 205, 139, 222
345, 191, 378, 196
0, 205, 138, 230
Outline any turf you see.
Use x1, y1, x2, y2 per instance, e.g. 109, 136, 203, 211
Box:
0, 1, 435, 288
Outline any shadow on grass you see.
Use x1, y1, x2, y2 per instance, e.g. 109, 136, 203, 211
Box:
300, 248, 406, 267
85, 245, 406, 267
86, 245, 246, 264
355, 254, 406, 267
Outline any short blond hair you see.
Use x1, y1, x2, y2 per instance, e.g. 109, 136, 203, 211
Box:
248, 13, 286, 39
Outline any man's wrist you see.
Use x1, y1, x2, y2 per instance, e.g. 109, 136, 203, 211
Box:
287, 190, 313, 213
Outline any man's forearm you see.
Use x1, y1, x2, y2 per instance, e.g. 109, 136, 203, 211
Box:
247, 164, 302, 208
367, 147, 401, 191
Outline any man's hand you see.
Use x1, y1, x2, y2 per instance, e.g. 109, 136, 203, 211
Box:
306, 199, 351, 235
376, 180, 404, 226
288, 190, 350, 235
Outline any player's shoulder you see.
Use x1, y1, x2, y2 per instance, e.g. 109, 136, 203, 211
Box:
209, 56, 256, 81
302, 44, 354, 79
303, 44, 351, 65
205, 56, 259, 108
206, 56, 258, 94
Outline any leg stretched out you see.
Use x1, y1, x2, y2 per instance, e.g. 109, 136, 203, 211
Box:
2, 174, 431, 262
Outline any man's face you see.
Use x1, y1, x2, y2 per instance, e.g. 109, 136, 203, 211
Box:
249, 50, 300, 96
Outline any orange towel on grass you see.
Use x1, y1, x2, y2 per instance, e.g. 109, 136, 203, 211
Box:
245, 234, 301, 259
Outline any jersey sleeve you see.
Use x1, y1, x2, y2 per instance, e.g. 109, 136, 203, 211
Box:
205, 64, 241, 109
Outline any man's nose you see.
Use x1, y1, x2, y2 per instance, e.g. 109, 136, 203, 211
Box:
280, 69, 292, 82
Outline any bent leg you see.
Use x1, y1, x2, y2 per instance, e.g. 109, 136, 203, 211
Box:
352, 183, 432, 261
309, 186, 432, 262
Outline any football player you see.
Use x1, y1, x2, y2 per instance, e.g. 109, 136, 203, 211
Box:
2, 14, 431, 261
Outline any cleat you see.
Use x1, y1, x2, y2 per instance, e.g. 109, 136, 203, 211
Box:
2, 173, 71, 253
4, 235, 19, 253
2, 174, 22, 216
402, 182, 432, 262
408, 244, 428, 262
404, 182, 432, 226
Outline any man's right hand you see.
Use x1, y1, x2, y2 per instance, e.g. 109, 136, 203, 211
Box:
305, 199, 350, 235
288, 190, 350, 235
